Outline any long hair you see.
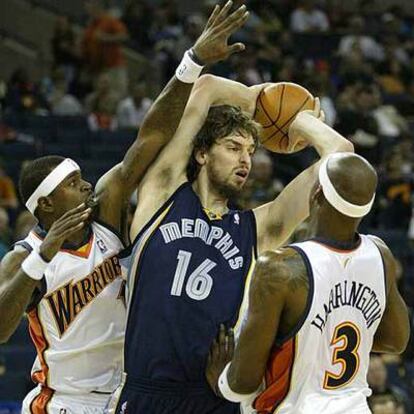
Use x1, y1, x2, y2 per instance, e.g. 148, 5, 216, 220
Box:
186, 105, 261, 182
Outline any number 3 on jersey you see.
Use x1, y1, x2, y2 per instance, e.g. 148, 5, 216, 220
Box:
324, 321, 361, 389
171, 250, 216, 301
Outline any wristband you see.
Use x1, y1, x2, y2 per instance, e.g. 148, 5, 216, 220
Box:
21, 250, 49, 281
188, 48, 205, 66
218, 363, 259, 403
175, 50, 204, 83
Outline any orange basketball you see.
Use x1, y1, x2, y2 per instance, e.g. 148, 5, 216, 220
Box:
254, 82, 315, 153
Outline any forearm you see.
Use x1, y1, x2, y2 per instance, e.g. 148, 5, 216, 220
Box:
256, 161, 319, 251
140, 77, 194, 145
121, 77, 194, 191
0, 271, 37, 342
293, 113, 354, 157
228, 338, 266, 393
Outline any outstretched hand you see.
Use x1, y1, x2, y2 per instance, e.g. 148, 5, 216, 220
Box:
193, 1, 249, 65
206, 324, 235, 396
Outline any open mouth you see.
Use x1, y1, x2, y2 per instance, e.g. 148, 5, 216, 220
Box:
235, 170, 248, 179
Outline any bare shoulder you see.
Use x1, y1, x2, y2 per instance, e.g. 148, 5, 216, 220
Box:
253, 247, 308, 294
368, 235, 394, 270
368, 235, 396, 294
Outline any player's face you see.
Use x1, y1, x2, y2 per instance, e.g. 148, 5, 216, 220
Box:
49, 171, 96, 219
203, 132, 256, 197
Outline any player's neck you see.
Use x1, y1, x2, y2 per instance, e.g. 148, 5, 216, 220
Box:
192, 179, 228, 217
312, 218, 358, 244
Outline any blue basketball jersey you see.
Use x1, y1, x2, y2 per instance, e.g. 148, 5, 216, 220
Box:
122, 182, 257, 383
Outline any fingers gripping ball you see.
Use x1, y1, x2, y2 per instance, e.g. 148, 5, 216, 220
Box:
254, 82, 315, 153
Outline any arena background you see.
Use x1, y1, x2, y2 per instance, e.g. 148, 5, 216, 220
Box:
0, 0, 413, 412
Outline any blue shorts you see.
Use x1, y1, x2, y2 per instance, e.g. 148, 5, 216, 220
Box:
114, 376, 239, 414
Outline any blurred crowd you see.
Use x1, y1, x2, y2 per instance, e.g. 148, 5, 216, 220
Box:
0, 0, 413, 411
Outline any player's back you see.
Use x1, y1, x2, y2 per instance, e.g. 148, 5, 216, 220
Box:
117, 183, 256, 412
254, 235, 386, 414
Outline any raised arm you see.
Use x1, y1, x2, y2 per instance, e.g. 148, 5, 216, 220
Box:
371, 237, 410, 354
95, 2, 249, 232
253, 111, 354, 254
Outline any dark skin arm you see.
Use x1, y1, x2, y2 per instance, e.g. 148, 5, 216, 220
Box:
0, 204, 92, 343
206, 248, 308, 395
370, 236, 410, 354
0, 249, 34, 342
95, 2, 249, 233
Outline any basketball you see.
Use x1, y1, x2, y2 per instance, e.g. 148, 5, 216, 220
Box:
254, 82, 315, 153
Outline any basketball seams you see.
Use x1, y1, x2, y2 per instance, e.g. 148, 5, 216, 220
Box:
261, 95, 312, 146
254, 83, 314, 151
273, 83, 286, 126
278, 96, 311, 132
257, 91, 277, 129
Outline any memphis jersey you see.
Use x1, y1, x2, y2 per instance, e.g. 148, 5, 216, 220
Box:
122, 182, 257, 382
16, 222, 126, 394
254, 235, 386, 414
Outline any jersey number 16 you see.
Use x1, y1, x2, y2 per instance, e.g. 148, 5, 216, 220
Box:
170, 250, 216, 301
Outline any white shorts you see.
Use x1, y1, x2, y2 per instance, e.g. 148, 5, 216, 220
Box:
22, 385, 110, 414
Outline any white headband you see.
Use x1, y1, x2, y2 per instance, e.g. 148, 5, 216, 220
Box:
319, 156, 375, 218
26, 158, 81, 215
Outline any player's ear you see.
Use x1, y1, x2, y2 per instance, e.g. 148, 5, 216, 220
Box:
195, 149, 207, 166
37, 196, 54, 214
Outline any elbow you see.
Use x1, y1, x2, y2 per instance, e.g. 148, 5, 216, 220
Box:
393, 334, 410, 355
385, 340, 409, 355
374, 333, 410, 355
336, 139, 354, 154
194, 74, 215, 93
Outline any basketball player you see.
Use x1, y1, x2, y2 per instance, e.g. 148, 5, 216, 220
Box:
0, 3, 249, 413
208, 153, 410, 414
111, 74, 354, 411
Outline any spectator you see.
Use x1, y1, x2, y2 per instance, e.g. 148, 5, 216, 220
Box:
338, 16, 385, 62
306, 74, 337, 126
85, 73, 119, 131
0, 160, 18, 210
377, 148, 413, 232
237, 149, 283, 209
81, 0, 129, 96
290, 0, 330, 33
116, 83, 152, 130
123, 1, 154, 51
368, 355, 411, 412
48, 68, 83, 116
0, 208, 11, 259
370, 394, 405, 414
335, 83, 379, 150
5, 68, 49, 114
51, 16, 79, 87
173, 14, 204, 63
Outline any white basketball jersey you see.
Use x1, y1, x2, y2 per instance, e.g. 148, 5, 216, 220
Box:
254, 235, 387, 414
17, 222, 126, 394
